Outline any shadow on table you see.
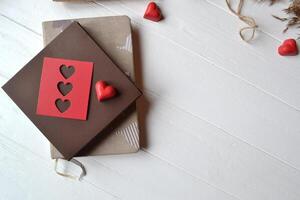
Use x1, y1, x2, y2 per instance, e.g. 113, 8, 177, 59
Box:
132, 25, 150, 149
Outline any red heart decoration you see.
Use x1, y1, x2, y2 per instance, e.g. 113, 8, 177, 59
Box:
95, 81, 117, 101
143, 2, 162, 22
278, 39, 298, 56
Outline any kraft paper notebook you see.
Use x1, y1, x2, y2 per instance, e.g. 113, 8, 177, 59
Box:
42, 16, 141, 159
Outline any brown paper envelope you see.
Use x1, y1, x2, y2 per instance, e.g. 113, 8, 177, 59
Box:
42, 16, 140, 158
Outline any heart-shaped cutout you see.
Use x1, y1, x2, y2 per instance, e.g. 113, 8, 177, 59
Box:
60, 64, 75, 79
278, 39, 298, 56
143, 2, 162, 22
57, 81, 73, 96
55, 98, 71, 113
95, 81, 117, 101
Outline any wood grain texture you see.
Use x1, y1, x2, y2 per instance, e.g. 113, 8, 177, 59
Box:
0, 134, 118, 200
0, 0, 300, 199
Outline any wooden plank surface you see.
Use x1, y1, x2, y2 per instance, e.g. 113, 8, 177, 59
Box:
0, 0, 299, 199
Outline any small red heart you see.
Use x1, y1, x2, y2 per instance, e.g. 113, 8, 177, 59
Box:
278, 39, 298, 56
95, 81, 117, 101
143, 2, 162, 22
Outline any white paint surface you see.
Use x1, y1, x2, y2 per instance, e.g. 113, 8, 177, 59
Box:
0, 0, 300, 199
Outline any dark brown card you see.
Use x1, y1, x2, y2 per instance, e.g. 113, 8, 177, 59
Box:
2, 22, 142, 160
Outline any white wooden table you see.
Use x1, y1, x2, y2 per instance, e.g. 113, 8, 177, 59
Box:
1, 0, 300, 199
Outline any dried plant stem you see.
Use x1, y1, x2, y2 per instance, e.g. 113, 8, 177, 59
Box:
271, 0, 300, 34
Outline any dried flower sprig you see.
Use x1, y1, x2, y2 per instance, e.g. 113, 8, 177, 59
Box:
271, 0, 300, 34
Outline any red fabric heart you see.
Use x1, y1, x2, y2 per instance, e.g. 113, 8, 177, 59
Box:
95, 81, 117, 101
143, 2, 162, 22
278, 39, 298, 56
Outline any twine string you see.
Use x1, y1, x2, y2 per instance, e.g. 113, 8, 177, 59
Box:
225, 0, 258, 42
54, 158, 86, 180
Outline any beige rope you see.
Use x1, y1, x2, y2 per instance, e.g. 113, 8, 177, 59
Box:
54, 158, 86, 180
225, 0, 258, 42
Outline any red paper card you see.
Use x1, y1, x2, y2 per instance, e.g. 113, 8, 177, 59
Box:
36, 57, 93, 120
